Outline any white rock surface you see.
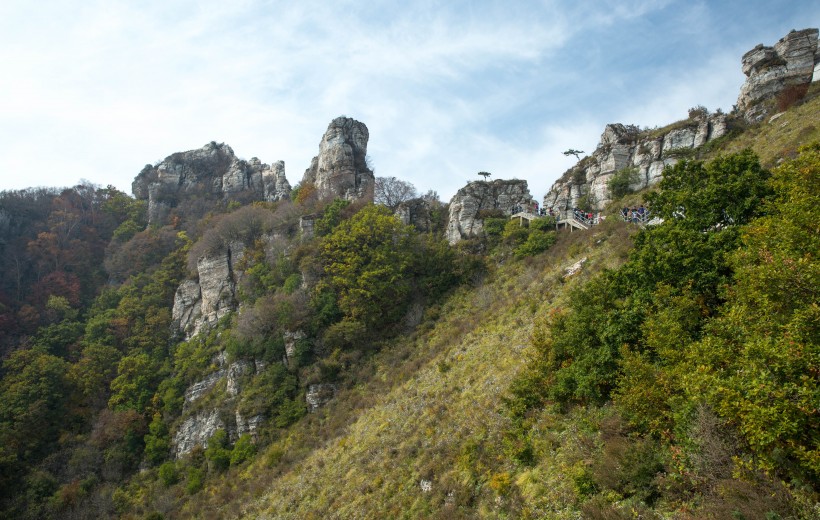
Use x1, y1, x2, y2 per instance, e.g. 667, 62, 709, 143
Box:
301, 117, 375, 202
446, 179, 532, 244
173, 409, 224, 458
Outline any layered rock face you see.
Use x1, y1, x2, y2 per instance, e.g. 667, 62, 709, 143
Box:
446, 180, 532, 244
543, 114, 727, 214
171, 241, 246, 339
737, 28, 819, 121
172, 352, 265, 457
132, 142, 291, 224
301, 117, 375, 202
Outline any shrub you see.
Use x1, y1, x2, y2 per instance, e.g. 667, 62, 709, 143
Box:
607, 166, 641, 199
158, 461, 179, 486
688, 105, 708, 119
185, 467, 204, 494
501, 219, 529, 246
314, 199, 351, 236
514, 230, 557, 258
322, 319, 367, 350
230, 434, 257, 466
776, 83, 810, 112
204, 429, 231, 473
283, 273, 302, 294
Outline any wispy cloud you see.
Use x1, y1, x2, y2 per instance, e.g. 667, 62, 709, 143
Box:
0, 0, 818, 200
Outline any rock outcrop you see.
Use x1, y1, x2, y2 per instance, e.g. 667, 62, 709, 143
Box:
446, 179, 532, 244
306, 384, 337, 412
301, 117, 375, 202
172, 241, 245, 339
395, 198, 437, 233
173, 409, 224, 458
543, 114, 727, 215
132, 142, 291, 224
173, 352, 266, 456
737, 28, 819, 122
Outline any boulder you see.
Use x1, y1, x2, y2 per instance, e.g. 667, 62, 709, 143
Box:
226, 360, 254, 397
394, 198, 436, 232
306, 384, 337, 412
171, 241, 245, 339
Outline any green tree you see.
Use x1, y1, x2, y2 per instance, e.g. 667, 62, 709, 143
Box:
682, 144, 820, 482
143, 413, 170, 465
204, 429, 231, 473
230, 434, 257, 466
563, 149, 584, 160
0, 349, 69, 495
319, 205, 416, 327
607, 166, 641, 199
108, 353, 160, 413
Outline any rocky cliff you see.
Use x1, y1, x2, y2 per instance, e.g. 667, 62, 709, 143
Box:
172, 241, 246, 339
301, 117, 375, 202
171, 352, 267, 458
737, 28, 819, 122
446, 179, 532, 244
543, 114, 727, 214
543, 28, 818, 214
132, 142, 291, 224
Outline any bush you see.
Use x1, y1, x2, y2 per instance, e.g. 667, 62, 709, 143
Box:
688, 105, 708, 119
185, 467, 204, 494
607, 166, 641, 199
514, 230, 557, 258
204, 429, 231, 473
483, 217, 508, 237
158, 461, 179, 486
322, 319, 367, 350
230, 434, 256, 466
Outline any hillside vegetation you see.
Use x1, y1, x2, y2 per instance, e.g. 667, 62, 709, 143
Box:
0, 86, 818, 519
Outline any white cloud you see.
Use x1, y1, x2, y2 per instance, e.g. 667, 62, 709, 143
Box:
0, 0, 818, 203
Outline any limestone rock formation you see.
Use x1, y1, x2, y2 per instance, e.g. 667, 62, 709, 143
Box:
301, 117, 375, 202
132, 142, 291, 224
543, 114, 726, 215
173, 409, 224, 458
226, 359, 254, 397
235, 410, 265, 438
395, 198, 436, 232
171, 241, 246, 339
306, 384, 337, 412
446, 179, 532, 244
173, 351, 267, 456
737, 28, 819, 121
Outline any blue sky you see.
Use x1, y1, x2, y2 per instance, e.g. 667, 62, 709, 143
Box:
1, 1, 818, 202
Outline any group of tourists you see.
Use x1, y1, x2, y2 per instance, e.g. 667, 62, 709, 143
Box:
621, 205, 648, 223
572, 208, 594, 222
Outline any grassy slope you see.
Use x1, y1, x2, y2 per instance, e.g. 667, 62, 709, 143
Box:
708, 82, 820, 166
153, 90, 819, 519
165, 220, 633, 519
253, 222, 632, 519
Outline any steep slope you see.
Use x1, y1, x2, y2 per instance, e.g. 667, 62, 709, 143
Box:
178, 220, 635, 519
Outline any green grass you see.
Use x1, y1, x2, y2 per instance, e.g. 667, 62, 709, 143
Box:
710, 82, 820, 167
144, 220, 635, 519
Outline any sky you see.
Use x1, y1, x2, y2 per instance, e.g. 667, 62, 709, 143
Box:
1, 1, 819, 202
